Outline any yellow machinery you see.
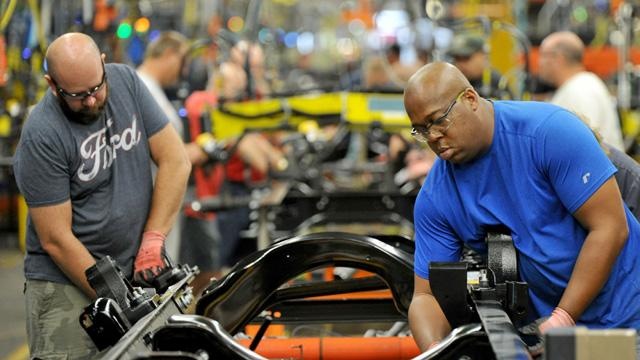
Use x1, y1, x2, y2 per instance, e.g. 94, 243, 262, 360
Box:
209, 92, 411, 140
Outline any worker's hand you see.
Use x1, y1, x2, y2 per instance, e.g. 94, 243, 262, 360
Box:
133, 230, 168, 287
518, 307, 574, 358
538, 307, 575, 334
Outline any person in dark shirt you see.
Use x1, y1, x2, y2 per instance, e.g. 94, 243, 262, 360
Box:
448, 34, 512, 100
576, 112, 640, 220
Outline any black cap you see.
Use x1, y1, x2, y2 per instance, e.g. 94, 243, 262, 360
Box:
448, 34, 486, 58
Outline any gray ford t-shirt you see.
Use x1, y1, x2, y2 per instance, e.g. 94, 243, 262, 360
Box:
13, 63, 169, 284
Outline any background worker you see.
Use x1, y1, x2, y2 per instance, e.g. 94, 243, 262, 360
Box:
13, 32, 191, 358
404, 62, 640, 355
448, 33, 511, 99
196, 39, 288, 269
214, 40, 270, 100
538, 31, 625, 151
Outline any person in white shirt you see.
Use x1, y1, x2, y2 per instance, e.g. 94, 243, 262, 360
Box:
538, 31, 625, 151
137, 32, 189, 141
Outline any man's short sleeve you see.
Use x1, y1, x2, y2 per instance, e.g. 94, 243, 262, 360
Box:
537, 110, 616, 213
413, 189, 462, 280
13, 138, 70, 207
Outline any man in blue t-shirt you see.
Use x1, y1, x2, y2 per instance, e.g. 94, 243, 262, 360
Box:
404, 62, 640, 352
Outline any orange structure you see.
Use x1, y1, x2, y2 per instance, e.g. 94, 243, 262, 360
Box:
237, 336, 421, 360
528, 46, 640, 80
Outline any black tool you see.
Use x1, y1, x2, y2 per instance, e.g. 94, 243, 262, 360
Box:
79, 255, 194, 350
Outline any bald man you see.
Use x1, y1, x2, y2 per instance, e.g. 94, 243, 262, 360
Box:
13, 32, 191, 358
538, 31, 624, 151
404, 62, 640, 355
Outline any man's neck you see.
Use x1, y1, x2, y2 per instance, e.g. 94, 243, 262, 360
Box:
478, 97, 495, 155
137, 61, 164, 86
557, 66, 584, 87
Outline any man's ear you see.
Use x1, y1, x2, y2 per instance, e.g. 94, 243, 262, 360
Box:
101, 53, 106, 62
465, 88, 480, 111
43, 74, 58, 97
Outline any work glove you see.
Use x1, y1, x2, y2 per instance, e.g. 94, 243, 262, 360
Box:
518, 307, 575, 358
539, 307, 575, 334
133, 230, 168, 287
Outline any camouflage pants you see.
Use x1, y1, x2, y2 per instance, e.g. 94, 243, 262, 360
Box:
25, 280, 101, 360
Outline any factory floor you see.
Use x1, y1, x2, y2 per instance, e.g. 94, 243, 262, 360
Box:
0, 236, 28, 360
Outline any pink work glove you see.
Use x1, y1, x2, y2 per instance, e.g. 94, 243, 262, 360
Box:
519, 307, 575, 357
538, 307, 575, 334
133, 230, 167, 286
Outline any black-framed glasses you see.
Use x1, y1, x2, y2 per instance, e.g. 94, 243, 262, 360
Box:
411, 89, 466, 143
52, 62, 107, 100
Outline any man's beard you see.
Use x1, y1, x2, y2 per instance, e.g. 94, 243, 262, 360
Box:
57, 86, 108, 125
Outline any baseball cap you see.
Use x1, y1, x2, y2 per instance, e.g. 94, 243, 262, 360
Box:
448, 34, 486, 58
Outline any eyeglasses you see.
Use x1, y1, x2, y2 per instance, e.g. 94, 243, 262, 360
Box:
51, 63, 107, 100
411, 89, 466, 143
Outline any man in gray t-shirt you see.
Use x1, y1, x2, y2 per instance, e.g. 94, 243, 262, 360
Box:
13, 32, 191, 359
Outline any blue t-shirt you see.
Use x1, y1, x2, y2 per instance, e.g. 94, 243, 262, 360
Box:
414, 100, 640, 329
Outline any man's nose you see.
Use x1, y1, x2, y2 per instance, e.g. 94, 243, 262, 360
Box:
82, 94, 97, 106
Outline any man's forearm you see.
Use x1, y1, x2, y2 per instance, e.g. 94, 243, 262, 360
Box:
559, 228, 627, 320
31, 202, 97, 299
45, 235, 97, 298
409, 293, 452, 351
145, 157, 191, 234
